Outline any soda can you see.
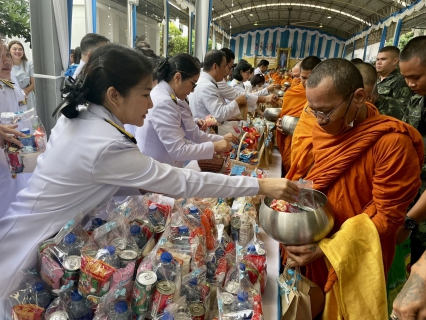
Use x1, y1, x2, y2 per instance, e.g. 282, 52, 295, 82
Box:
6, 149, 23, 174
46, 311, 69, 320
225, 280, 239, 295
151, 280, 176, 318
111, 237, 127, 251
221, 292, 235, 313
154, 225, 165, 242
132, 270, 157, 316
119, 249, 138, 268
230, 216, 241, 242
189, 302, 205, 320
61, 255, 80, 287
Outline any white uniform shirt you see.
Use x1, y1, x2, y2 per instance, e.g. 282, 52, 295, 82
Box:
72, 60, 86, 79
0, 80, 31, 219
216, 79, 258, 112
243, 81, 269, 96
0, 103, 259, 309
230, 79, 246, 93
254, 67, 264, 75
136, 81, 222, 167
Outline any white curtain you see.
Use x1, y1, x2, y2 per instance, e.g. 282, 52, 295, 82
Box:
52, 0, 70, 72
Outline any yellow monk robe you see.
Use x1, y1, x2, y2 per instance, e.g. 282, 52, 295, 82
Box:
276, 82, 307, 173
302, 103, 423, 300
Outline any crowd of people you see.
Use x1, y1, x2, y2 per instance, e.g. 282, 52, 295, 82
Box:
2, 31, 426, 319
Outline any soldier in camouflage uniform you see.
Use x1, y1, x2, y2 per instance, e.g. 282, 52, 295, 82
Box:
356, 62, 404, 120
376, 46, 413, 109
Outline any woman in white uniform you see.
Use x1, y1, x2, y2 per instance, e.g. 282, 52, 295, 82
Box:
0, 44, 299, 313
0, 42, 31, 219
244, 73, 278, 96
136, 53, 238, 167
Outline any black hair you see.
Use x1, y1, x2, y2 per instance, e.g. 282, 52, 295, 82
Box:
73, 46, 81, 64
203, 50, 226, 71
220, 48, 235, 64
306, 58, 363, 98
136, 40, 150, 49
351, 58, 364, 65
55, 43, 153, 119
301, 56, 321, 71
257, 59, 269, 67
250, 74, 265, 87
400, 36, 426, 65
249, 67, 255, 74
155, 53, 200, 83
80, 33, 110, 55
232, 62, 251, 81
378, 45, 400, 56
355, 62, 377, 86
194, 57, 201, 67
239, 59, 248, 64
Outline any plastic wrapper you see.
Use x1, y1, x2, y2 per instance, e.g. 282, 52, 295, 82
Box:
143, 193, 174, 225
106, 196, 141, 221
217, 287, 263, 320
2, 109, 47, 177
93, 286, 129, 319
9, 270, 52, 319
57, 281, 94, 319
241, 235, 267, 294
242, 126, 261, 151
230, 213, 256, 248
180, 266, 210, 307
79, 216, 139, 304
153, 296, 192, 320
270, 179, 317, 213
213, 200, 231, 233
37, 211, 89, 291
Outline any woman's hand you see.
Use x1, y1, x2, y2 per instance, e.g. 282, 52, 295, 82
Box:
283, 243, 325, 267
266, 94, 280, 105
0, 124, 24, 148
257, 178, 299, 203
223, 133, 239, 144
197, 119, 208, 132
213, 139, 232, 153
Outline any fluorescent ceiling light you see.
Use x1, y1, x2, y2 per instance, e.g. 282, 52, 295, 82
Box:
169, 2, 182, 11
327, 16, 331, 18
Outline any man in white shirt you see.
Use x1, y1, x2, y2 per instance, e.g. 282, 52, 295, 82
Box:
72, 33, 109, 79
254, 59, 270, 75
189, 50, 246, 122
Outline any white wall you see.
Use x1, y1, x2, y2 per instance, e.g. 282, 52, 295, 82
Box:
346, 41, 381, 63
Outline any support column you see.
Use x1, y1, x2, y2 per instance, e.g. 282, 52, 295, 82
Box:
29, 0, 66, 136
85, 0, 94, 33
363, 33, 369, 61
342, 44, 347, 58
222, 35, 225, 48
188, 11, 194, 55
212, 28, 216, 50
127, 3, 132, 47
132, 4, 137, 47
393, 19, 403, 47
379, 25, 387, 50
351, 39, 356, 60
163, 0, 170, 57
194, 0, 213, 61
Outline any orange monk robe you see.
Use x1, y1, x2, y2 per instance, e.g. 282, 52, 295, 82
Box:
280, 76, 291, 86
285, 108, 316, 180
276, 82, 307, 174
290, 77, 301, 88
303, 103, 423, 293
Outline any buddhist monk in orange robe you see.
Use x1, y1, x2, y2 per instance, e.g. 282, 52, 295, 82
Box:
282, 59, 423, 318
276, 56, 321, 175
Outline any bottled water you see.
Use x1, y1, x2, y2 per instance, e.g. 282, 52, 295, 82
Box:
147, 204, 165, 226
56, 232, 83, 257
189, 206, 201, 220
108, 300, 131, 320
155, 252, 177, 281
98, 245, 121, 268
172, 226, 190, 246
29, 282, 52, 309
233, 291, 252, 312
247, 244, 257, 255
69, 290, 93, 319
181, 278, 201, 303
162, 312, 175, 320
88, 218, 104, 234
130, 225, 148, 249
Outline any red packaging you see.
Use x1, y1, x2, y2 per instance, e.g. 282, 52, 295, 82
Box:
215, 257, 228, 287
148, 201, 172, 220
12, 304, 44, 320
252, 294, 263, 320
151, 281, 175, 318
243, 255, 267, 293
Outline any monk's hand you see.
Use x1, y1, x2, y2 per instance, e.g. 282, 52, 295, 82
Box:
223, 133, 239, 144
276, 118, 283, 133
392, 251, 426, 320
0, 124, 25, 148
257, 178, 299, 203
283, 243, 325, 267
396, 226, 412, 245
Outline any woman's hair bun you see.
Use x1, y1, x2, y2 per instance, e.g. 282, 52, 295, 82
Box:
53, 75, 89, 119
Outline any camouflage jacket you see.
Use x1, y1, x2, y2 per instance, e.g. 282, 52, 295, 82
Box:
375, 95, 404, 120
377, 69, 413, 109
402, 94, 426, 192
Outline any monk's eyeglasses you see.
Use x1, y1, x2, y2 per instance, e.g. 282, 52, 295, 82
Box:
305, 91, 355, 125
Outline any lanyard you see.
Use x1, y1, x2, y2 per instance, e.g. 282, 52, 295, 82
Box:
103, 118, 137, 144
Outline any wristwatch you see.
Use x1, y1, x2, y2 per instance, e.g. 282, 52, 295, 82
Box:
404, 216, 418, 230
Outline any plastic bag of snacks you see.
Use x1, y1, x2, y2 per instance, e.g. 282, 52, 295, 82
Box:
230, 212, 256, 248
270, 179, 316, 213
37, 211, 89, 292
57, 281, 94, 319
213, 199, 232, 234
143, 193, 174, 227
106, 196, 141, 221
180, 266, 211, 316
1, 109, 47, 177
153, 296, 192, 320
79, 216, 140, 304
9, 270, 52, 319
93, 286, 129, 319
241, 237, 267, 294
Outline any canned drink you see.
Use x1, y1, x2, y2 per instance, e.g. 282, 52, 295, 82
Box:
225, 280, 239, 295
221, 292, 235, 312
6, 149, 23, 174
132, 270, 157, 316
111, 237, 127, 251
151, 280, 176, 318
61, 255, 80, 287
119, 249, 138, 268
189, 302, 205, 320
154, 225, 165, 242
46, 311, 69, 320
175, 313, 192, 320
230, 216, 241, 242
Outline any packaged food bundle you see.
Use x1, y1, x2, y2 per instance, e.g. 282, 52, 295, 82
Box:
37, 212, 89, 291
230, 212, 256, 247
217, 287, 262, 320
213, 199, 231, 233
79, 216, 140, 304
153, 296, 192, 320
143, 193, 174, 228
180, 266, 211, 319
106, 196, 141, 221
271, 179, 317, 213
241, 239, 267, 294
1, 109, 47, 177
9, 270, 52, 320
242, 126, 261, 151
57, 282, 94, 320
93, 286, 129, 319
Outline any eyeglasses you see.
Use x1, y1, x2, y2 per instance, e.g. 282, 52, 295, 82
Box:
305, 91, 355, 125
227, 64, 234, 71
188, 79, 197, 90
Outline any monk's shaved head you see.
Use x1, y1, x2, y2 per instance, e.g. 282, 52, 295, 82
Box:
301, 56, 321, 71
306, 58, 364, 97
378, 46, 400, 58
355, 62, 377, 87
400, 36, 426, 65
292, 61, 302, 78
